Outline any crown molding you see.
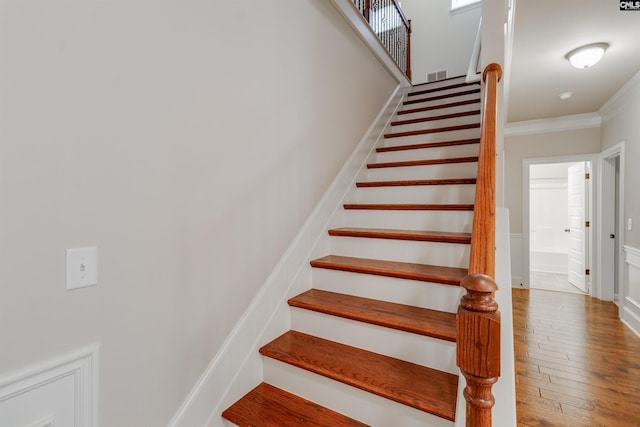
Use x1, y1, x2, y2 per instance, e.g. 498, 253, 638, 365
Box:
505, 112, 601, 136
599, 69, 640, 123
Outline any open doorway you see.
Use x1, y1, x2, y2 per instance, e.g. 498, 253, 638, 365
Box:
597, 142, 624, 304
527, 161, 592, 294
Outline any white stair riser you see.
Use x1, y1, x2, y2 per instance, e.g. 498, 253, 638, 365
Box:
401, 92, 480, 111
350, 185, 476, 204
291, 308, 457, 373
367, 162, 478, 181
390, 114, 480, 133
409, 77, 467, 91
397, 102, 481, 121
383, 128, 480, 147
375, 143, 479, 162
328, 236, 469, 268
312, 268, 464, 313
264, 359, 455, 427
340, 210, 474, 232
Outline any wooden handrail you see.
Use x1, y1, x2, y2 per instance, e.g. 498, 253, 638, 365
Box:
391, 0, 410, 30
456, 63, 502, 427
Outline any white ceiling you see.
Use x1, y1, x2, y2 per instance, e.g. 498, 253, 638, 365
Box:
507, 0, 640, 123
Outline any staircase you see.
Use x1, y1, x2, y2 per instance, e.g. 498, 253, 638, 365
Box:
222, 76, 481, 426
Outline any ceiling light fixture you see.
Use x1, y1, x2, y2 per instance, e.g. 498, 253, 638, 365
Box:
559, 92, 573, 100
566, 43, 609, 69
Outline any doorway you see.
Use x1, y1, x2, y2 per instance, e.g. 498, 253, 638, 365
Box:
523, 157, 594, 295
597, 142, 624, 303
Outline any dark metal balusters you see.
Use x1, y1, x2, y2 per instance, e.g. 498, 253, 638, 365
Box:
353, 0, 411, 79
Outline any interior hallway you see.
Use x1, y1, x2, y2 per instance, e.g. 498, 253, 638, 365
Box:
513, 288, 640, 426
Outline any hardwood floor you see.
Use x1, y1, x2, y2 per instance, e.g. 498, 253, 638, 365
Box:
513, 288, 640, 426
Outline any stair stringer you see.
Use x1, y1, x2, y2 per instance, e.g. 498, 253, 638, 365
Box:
167, 84, 407, 427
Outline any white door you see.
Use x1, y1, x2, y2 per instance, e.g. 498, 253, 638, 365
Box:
567, 163, 587, 292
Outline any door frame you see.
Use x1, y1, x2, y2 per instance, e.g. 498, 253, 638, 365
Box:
522, 154, 597, 292
595, 141, 625, 301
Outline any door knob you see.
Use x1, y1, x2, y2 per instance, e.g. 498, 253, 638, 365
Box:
564, 229, 571, 233
610, 234, 615, 239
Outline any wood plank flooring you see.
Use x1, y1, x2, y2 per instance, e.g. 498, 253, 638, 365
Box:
513, 288, 640, 426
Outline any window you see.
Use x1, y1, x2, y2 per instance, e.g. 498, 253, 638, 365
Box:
451, 0, 481, 13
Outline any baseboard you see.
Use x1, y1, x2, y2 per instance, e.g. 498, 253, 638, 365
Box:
511, 275, 524, 288
0, 343, 99, 427
168, 85, 405, 427
622, 298, 640, 338
622, 245, 640, 338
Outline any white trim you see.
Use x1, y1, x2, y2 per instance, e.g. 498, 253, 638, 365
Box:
624, 245, 640, 264
594, 141, 625, 301
465, 17, 482, 83
505, 113, 601, 136
329, 0, 411, 87
522, 155, 597, 291
622, 245, 640, 337
509, 233, 524, 288
599, 69, 640, 123
168, 86, 405, 427
0, 343, 99, 427
26, 415, 55, 427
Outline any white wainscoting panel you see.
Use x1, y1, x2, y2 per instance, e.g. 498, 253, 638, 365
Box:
510, 233, 524, 287
622, 245, 640, 337
0, 344, 99, 427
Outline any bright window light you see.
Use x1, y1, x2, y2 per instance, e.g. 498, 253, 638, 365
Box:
452, 0, 481, 11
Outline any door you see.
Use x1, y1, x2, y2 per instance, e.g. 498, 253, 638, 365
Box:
567, 162, 587, 292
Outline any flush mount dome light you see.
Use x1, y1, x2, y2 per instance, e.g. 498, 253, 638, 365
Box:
566, 43, 609, 69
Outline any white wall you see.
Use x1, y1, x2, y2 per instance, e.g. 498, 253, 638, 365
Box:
0, 1, 398, 425
600, 71, 640, 335
400, 0, 481, 84
601, 71, 640, 249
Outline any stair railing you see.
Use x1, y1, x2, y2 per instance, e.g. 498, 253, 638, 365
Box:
352, 0, 412, 80
456, 63, 502, 427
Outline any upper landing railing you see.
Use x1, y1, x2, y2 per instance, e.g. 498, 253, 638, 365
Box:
352, 0, 412, 80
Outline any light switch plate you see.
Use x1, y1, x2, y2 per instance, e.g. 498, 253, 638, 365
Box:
66, 247, 97, 290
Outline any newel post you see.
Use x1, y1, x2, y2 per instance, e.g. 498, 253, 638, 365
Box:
457, 274, 501, 426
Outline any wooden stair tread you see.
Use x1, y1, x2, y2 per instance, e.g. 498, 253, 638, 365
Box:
391, 110, 480, 127
397, 98, 481, 116
368, 156, 478, 169
289, 289, 457, 341
356, 177, 476, 187
384, 123, 480, 139
376, 138, 480, 153
403, 88, 480, 106
260, 331, 458, 421
328, 227, 471, 244
222, 382, 370, 427
408, 81, 479, 97
343, 203, 474, 211
310, 255, 467, 285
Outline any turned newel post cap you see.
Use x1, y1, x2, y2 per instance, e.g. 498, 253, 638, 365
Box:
460, 273, 499, 313
482, 63, 503, 83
